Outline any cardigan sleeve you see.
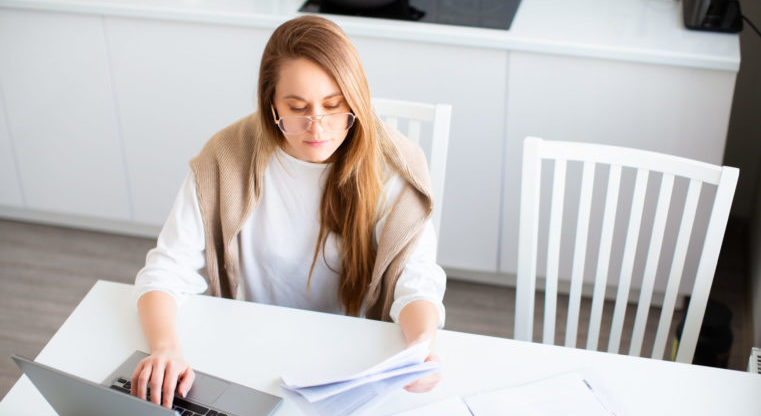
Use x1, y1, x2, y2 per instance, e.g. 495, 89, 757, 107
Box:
133, 172, 209, 306
375, 174, 447, 328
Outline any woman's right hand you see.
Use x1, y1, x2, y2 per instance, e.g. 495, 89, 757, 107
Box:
130, 348, 195, 409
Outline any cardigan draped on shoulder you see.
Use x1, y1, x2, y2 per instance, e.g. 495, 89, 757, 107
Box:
189, 112, 434, 321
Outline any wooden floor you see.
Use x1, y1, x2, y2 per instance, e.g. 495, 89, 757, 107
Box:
0, 218, 752, 399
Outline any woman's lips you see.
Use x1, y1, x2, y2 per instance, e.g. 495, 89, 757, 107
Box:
304, 139, 330, 147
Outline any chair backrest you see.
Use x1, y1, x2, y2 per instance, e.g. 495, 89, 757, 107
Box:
373, 98, 452, 237
514, 136, 738, 363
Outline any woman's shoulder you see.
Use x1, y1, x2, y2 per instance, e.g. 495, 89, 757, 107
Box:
378, 122, 427, 166
191, 112, 274, 170
377, 120, 431, 191
200, 113, 259, 157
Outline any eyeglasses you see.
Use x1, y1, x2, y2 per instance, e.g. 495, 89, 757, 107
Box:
271, 105, 356, 135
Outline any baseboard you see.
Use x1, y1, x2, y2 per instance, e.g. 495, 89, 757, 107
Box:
0, 206, 161, 239
444, 267, 669, 306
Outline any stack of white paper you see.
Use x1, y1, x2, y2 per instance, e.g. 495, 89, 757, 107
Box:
281, 342, 440, 416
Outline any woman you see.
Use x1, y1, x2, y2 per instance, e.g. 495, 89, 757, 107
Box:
131, 15, 446, 409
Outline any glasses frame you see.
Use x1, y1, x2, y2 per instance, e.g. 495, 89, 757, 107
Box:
270, 105, 356, 135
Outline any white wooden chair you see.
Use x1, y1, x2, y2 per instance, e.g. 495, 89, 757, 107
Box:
373, 98, 452, 237
514, 136, 738, 363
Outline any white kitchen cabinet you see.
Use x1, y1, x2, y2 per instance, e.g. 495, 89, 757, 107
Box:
500, 51, 736, 296
0, 90, 23, 208
353, 38, 507, 272
0, 0, 740, 290
104, 17, 270, 226
0, 9, 130, 221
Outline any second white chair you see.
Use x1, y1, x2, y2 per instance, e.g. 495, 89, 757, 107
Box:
514, 136, 738, 363
373, 98, 452, 238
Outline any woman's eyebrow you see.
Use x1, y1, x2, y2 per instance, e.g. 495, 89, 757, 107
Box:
282, 93, 342, 101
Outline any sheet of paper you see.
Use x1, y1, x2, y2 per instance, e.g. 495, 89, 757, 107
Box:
464, 372, 617, 416
282, 341, 430, 388
391, 397, 474, 416
283, 366, 439, 416
294, 361, 440, 403
281, 342, 439, 416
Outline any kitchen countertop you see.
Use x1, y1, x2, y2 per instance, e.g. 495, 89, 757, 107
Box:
0, 0, 740, 70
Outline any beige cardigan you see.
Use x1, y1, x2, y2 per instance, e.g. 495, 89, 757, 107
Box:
189, 112, 435, 321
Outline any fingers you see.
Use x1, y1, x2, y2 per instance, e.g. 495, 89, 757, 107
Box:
404, 353, 443, 393
130, 362, 141, 396
149, 360, 165, 406
177, 367, 196, 399
162, 362, 180, 408
133, 361, 153, 400
404, 371, 443, 393
131, 352, 193, 408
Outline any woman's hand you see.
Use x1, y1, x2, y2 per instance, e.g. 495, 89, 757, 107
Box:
398, 300, 443, 393
130, 348, 195, 408
403, 351, 442, 393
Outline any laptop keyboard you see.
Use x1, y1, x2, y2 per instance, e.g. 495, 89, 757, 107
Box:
110, 377, 229, 416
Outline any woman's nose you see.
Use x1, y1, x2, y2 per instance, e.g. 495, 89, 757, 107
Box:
308, 116, 325, 134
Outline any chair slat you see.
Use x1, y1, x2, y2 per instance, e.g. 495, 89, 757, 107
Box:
651, 179, 701, 359
544, 159, 567, 345
406, 120, 422, 144
607, 168, 649, 354
428, 104, 452, 235
586, 164, 622, 350
676, 167, 738, 362
629, 173, 675, 356
384, 116, 398, 130
565, 161, 595, 348
515, 137, 543, 341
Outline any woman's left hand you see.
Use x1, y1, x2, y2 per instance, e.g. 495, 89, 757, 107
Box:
403, 352, 442, 393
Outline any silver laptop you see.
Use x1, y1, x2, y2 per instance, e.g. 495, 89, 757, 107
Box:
13, 351, 282, 416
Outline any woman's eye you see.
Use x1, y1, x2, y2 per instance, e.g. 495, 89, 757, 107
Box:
290, 107, 307, 112
324, 104, 340, 110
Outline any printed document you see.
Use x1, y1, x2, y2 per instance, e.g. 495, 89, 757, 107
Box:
281, 342, 440, 416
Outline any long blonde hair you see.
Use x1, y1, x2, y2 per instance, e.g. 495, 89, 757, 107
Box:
257, 16, 382, 316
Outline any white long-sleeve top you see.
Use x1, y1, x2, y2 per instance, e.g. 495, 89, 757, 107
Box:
135, 147, 446, 326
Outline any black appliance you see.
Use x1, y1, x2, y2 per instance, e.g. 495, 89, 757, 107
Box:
300, 0, 522, 31
683, 0, 743, 33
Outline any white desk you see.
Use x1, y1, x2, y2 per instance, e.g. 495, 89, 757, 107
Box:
2, 280, 760, 415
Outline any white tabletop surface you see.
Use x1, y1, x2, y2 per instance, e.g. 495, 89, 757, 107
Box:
2, 280, 761, 415
0, 0, 740, 70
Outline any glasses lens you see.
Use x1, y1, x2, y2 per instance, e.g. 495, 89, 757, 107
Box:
323, 113, 353, 131
278, 113, 355, 134
279, 117, 310, 134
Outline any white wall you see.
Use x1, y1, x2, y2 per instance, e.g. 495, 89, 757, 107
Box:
734, 0, 761, 346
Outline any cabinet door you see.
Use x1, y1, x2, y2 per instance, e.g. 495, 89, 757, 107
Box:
353, 37, 507, 272
0, 9, 130, 220
0, 89, 23, 208
105, 17, 269, 226
501, 52, 735, 295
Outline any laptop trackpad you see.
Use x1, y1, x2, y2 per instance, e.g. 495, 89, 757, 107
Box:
214, 384, 275, 415
186, 375, 228, 404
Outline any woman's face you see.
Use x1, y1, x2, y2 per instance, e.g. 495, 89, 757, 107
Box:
272, 58, 352, 163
